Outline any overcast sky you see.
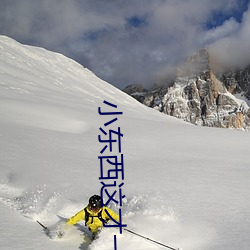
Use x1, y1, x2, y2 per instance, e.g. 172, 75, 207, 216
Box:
0, 0, 249, 89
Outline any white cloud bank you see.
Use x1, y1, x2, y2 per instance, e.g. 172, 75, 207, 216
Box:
0, 0, 249, 88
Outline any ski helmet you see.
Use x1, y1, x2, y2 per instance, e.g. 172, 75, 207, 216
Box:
89, 195, 102, 211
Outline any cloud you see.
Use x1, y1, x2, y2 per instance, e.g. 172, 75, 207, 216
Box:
209, 4, 250, 69
0, 0, 249, 88
200, 18, 240, 45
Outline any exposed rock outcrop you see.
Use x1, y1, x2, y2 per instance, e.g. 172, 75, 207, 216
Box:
123, 49, 250, 130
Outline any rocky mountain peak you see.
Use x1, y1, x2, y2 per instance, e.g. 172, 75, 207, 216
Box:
123, 49, 250, 130
177, 48, 210, 78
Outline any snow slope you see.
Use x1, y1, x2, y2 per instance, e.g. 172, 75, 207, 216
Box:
0, 36, 250, 250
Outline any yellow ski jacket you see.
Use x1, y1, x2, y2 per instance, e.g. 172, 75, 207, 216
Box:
67, 206, 119, 233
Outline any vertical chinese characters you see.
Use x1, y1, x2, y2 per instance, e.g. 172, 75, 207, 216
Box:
98, 100, 127, 249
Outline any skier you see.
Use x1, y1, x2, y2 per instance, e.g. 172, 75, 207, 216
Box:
66, 194, 119, 239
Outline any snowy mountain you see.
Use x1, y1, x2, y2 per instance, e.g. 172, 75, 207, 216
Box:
124, 49, 250, 130
217, 65, 250, 100
0, 36, 250, 250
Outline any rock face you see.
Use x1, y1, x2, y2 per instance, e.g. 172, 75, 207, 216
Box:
123, 84, 147, 103
123, 49, 250, 130
217, 66, 250, 100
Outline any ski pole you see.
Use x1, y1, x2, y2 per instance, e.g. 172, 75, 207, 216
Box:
37, 220, 48, 230
124, 228, 181, 250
